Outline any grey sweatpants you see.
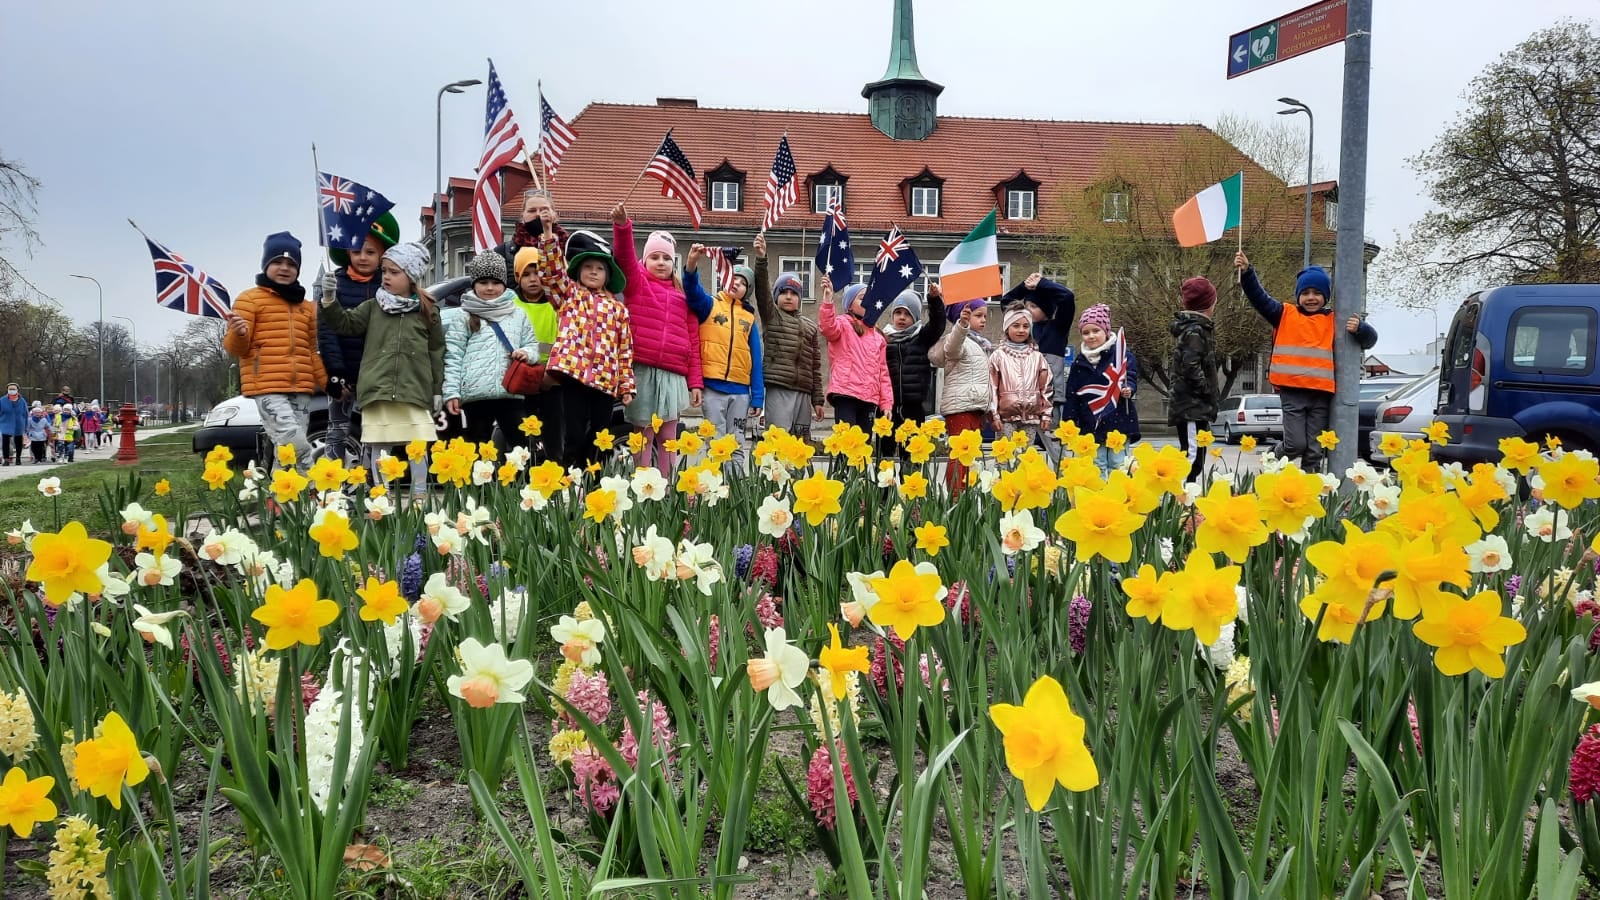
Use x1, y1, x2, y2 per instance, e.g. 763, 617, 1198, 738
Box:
702, 389, 752, 474
255, 393, 312, 472
765, 386, 813, 440
1039, 353, 1066, 467
1279, 386, 1331, 472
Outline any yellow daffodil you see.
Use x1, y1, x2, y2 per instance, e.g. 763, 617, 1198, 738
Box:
1193, 430, 1214, 448
135, 514, 174, 559
26, 522, 113, 606
1316, 430, 1339, 450
0, 767, 55, 836
1497, 436, 1540, 473
583, 488, 620, 524
1192, 483, 1269, 563
920, 418, 946, 439
1122, 563, 1173, 623
914, 522, 949, 557
1160, 552, 1241, 645
793, 472, 844, 525
405, 439, 428, 461
356, 577, 407, 626
270, 468, 309, 504
905, 434, 936, 465
1131, 444, 1191, 498
1423, 420, 1451, 445
70, 711, 148, 810
1389, 528, 1471, 620
1378, 431, 1408, 458
1253, 468, 1326, 535
989, 675, 1099, 810
948, 430, 983, 468
696, 419, 718, 439
252, 579, 340, 649
1106, 430, 1129, 452
1299, 589, 1384, 643
899, 471, 929, 501
1412, 590, 1527, 678
1305, 520, 1402, 610
201, 463, 232, 490
867, 560, 947, 639
306, 457, 346, 493
627, 431, 645, 456
308, 510, 359, 559
275, 443, 297, 468
517, 415, 542, 437
1239, 435, 1258, 452
1533, 452, 1600, 509
1054, 484, 1145, 564
153, 478, 171, 497
818, 624, 870, 700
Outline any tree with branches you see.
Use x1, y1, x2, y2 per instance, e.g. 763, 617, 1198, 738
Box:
0, 153, 41, 288
1376, 21, 1600, 309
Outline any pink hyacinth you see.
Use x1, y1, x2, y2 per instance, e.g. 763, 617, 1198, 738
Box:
1406, 699, 1422, 753
871, 633, 906, 698
619, 690, 676, 769
564, 669, 612, 727
571, 746, 621, 814
1068, 595, 1092, 655
918, 651, 948, 694
755, 593, 784, 630
775, 529, 801, 557
707, 615, 721, 669
300, 673, 321, 709
806, 741, 859, 829
750, 544, 779, 588
945, 580, 979, 627
1574, 724, 1600, 803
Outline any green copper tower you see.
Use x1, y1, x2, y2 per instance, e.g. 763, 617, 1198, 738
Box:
862, 0, 943, 141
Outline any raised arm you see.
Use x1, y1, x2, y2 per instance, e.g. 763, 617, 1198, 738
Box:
753, 238, 775, 325
535, 232, 578, 309
318, 296, 373, 336
683, 269, 717, 324
610, 208, 648, 303
916, 286, 947, 349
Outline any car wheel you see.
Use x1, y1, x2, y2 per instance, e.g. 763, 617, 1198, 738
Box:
307, 425, 362, 467
1219, 423, 1234, 444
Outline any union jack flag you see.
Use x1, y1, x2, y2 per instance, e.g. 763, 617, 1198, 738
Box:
706, 246, 741, 293
539, 89, 578, 178
472, 61, 529, 252
1080, 329, 1130, 419
645, 130, 703, 229
761, 135, 797, 231
136, 229, 232, 319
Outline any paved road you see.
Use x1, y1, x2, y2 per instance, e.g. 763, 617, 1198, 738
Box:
0, 426, 192, 482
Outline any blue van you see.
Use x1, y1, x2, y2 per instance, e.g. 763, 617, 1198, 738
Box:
1435, 284, 1600, 464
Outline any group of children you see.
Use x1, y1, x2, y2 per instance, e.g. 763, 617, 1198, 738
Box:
220, 185, 1375, 492
0, 383, 111, 466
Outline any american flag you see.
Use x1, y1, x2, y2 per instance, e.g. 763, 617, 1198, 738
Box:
1080, 329, 1130, 418
761, 135, 797, 231
645, 130, 703, 229
471, 61, 529, 252
812, 197, 854, 292
317, 171, 394, 250
539, 89, 578, 178
134, 228, 232, 319
706, 246, 741, 293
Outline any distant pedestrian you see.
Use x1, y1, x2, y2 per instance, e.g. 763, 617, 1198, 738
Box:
1168, 278, 1222, 483
222, 231, 328, 472
989, 306, 1053, 446
25, 403, 48, 464
0, 383, 26, 466
750, 233, 823, 442
818, 282, 892, 430
930, 299, 994, 494
78, 403, 101, 453
1063, 304, 1141, 475
53, 405, 78, 463
1236, 251, 1377, 471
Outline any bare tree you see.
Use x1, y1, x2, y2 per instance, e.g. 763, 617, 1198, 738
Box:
1214, 112, 1316, 186
0, 153, 41, 285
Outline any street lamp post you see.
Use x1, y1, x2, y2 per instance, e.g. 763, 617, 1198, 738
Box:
111, 315, 136, 407
435, 78, 483, 282
68, 273, 104, 404
1277, 98, 1314, 271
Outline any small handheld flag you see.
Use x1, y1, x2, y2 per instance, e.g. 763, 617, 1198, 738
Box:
129, 220, 232, 319
538, 88, 578, 179
1079, 329, 1129, 418
1172, 171, 1243, 247
761, 135, 798, 231
472, 61, 529, 252
317, 172, 394, 250
706, 246, 742, 293
862, 226, 923, 326
938, 211, 1002, 304
645, 130, 704, 229
813, 198, 854, 291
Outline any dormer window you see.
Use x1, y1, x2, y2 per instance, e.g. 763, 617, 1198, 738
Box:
808, 165, 848, 213
705, 161, 745, 213
996, 170, 1041, 221
904, 168, 944, 218
1007, 190, 1035, 220
1103, 191, 1129, 223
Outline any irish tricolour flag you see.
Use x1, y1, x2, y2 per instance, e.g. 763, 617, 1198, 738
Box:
939, 210, 1003, 304
1172, 171, 1243, 247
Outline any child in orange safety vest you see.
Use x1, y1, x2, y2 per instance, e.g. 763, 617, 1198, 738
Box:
1234, 250, 1377, 472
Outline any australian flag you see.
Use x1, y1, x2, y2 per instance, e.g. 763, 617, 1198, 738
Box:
813, 198, 853, 292
318, 171, 394, 251
862, 225, 923, 326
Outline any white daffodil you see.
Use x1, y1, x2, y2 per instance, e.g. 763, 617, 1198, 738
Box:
746, 627, 811, 711
424, 510, 451, 536
875, 461, 899, 489
1573, 680, 1600, 709
695, 468, 729, 506
6, 520, 37, 550
364, 493, 396, 521
1465, 534, 1513, 573
447, 638, 534, 708
1181, 481, 1203, 507
119, 502, 157, 536
550, 615, 607, 667
131, 604, 187, 649
200, 529, 255, 567
630, 467, 669, 503
133, 551, 182, 587
756, 495, 795, 539
976, 467, 1001, 494
1343, 460, 1383, 493
1258, 453, 1286, 474
1525, 507, 1572, 543
675, 538, 723, 596
1367, 483, 1402, 519
631, 524, 676, 581
241, 460, 264, 482
841, 569, 885, 627
759, 455, 792, 486
1318, 472, 1341, 495
998, 510, 1045, 556
36, 477, 60, 497
599, 475, 636, 517
415, 572, 471, 625
93, 562, 131, 603
238, 482, 260, 502
504, 446, 532, 471
518, 484, 547, 511
456, 498, 494, 543
471, 460, 495, 486
432, 528, 464, 557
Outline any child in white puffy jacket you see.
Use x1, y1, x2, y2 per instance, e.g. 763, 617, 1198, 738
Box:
442, 251, 538, 446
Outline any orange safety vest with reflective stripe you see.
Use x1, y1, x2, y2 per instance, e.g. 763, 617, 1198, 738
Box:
1268, 306, 1336, 392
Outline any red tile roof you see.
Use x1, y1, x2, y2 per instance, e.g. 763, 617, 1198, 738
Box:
423, 100, 1311, 239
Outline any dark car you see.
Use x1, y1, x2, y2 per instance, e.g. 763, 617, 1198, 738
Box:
1435, 284, 1600, 464
1356, 375, 1416, 463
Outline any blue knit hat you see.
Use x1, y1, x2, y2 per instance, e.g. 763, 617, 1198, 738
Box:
1294, 266, 1331, 301
261, 232, 302, 270
772, 273, 804, 297
840, 283, 869, 316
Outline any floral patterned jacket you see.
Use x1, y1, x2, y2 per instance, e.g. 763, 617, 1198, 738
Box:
536, 234, 636, 400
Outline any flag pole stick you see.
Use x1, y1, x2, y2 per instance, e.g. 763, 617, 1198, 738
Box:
1236, 170, 1245, 284
621, 160, 651, 206
311, 143, 334, 267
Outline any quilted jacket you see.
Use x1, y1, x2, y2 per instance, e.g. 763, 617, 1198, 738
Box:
613, 219, 703, 389
223, 284, 327, 396
441, 305, 539, 403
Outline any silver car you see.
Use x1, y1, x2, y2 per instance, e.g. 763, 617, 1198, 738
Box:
1369, 371, 1440, 464
1211, 394, 1283, 443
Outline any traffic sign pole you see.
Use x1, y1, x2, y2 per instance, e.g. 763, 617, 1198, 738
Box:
1328, 0, 1371, 477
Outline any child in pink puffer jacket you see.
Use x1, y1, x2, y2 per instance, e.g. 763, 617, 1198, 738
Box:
610, 203, 704, 474
817, 281, 893, 430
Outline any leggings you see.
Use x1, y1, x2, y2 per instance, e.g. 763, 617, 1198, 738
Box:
0, 434, 20, 462
828, 393, 879, 430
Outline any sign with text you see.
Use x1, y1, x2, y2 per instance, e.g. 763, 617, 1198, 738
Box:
1227, 0, 1349, 79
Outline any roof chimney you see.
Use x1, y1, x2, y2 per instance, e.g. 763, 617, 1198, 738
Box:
656, 97, 699, 108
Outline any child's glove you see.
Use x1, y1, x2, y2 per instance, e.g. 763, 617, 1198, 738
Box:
432, 395, 444, 414
318, 271, 338, 302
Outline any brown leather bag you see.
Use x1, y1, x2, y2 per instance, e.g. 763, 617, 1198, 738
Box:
486, 320, 549, 395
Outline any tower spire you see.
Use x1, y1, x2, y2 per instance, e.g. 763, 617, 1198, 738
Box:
879, 0, 927, 82
862, 0, 943, 141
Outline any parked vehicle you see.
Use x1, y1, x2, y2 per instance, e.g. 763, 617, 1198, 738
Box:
1369, 370, 1440, 464
1211, 394, 1283, 444
1356, 374, 1416, 463
1435, 285, 1600, 464
191, 394, 356, 463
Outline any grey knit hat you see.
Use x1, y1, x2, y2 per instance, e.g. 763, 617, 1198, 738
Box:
465, 250, 508, 285
887, 290, 924, 322
383, 242, 430, 286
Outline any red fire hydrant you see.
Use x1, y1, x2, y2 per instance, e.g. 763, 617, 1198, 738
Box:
115, 403, 139, 464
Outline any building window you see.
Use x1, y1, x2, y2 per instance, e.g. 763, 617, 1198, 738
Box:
911, 186, 941, 218
710, 181, 741, 212
1007, 189, 1036, 220
1104, 262, 1138, 302
454, 248, 471, 278
1325, 199, 1339, 231
1103, 192, 1129, 223
1040, 265, 1073, 288
814, 183, 843, 213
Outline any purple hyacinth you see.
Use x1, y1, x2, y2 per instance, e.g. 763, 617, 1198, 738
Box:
413, 532, 428, 552
399, 553, 423, 603
1506, 574, 1522, 598
734, 544, 754, 580
1068, 595, 1091, 655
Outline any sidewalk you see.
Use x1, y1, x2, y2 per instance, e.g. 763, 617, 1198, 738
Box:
0, 426, 192, 482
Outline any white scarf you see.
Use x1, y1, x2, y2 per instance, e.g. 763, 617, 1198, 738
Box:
375, 289, 419, 315
461, 290, 521, 323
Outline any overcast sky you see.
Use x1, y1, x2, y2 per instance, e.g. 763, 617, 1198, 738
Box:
1, 0, 1589, 356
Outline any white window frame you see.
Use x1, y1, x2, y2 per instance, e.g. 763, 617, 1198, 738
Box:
1007, 189, 1036, 220
454, 248, 471, 278
1103, 191, 1129, 223
1040, 265, 1073, 289
813, 183, 843, 213
910, 185, 941, 218
1325, 198, 1339, 231
1104, 262, 1138, 302
710, 180, 740, 212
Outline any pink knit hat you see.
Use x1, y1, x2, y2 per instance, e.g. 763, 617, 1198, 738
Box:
1078, 304, 1112, 333
642, 231, 676, 260
1003, 308, 1033, 334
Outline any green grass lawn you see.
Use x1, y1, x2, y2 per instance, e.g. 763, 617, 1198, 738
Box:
0, 430, 206, 536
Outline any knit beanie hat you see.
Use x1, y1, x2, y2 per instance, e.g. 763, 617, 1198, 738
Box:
840, 283, 869, 315
773, 273, 804, 297
383, 242, 430, 287
642, 231, 676, 260
1180, 277, 1217, 311
1294, 266, 1332, 300
466, 250, 509, 285
945, 298, 985, 323
261, 232, 302, 270
1003, 308, 1033, 336
731, 264, 755, 292
887, 290, 923, 322
513, 247, 542, 278
1078, 304, 1112, 333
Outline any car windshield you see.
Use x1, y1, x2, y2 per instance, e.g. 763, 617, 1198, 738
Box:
1244, 396, 1280, 409
1360, 381, 1406, 399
